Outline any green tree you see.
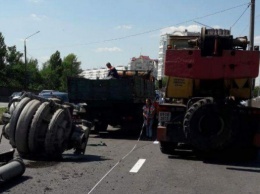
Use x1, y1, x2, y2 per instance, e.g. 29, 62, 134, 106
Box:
5, 46, 25, 88
155, 76, 168, 89
0, 33, 7, 86
40, 51, 63, 90
60, 53, 82, 91
6, 46, 23, 65
27, 58, 42, 90
0, 33, 6, 68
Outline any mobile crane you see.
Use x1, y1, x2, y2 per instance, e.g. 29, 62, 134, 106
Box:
157, 1, 260, 154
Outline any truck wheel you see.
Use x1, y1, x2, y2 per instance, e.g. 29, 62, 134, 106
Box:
15, 100, 41, 155
9, 97, 31, 147
183, 98, 236, 152
45, 108, 72, 157
160, 141, 177, 155
28, 102, 54, 154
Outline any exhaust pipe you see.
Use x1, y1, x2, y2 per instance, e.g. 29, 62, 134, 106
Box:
0, 158, 26, 183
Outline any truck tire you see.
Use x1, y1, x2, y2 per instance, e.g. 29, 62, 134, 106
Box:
9, 97, 31, 147
28, 102, 54, 154
160, 141, 177, 155
45, 108, 72, 157
183, 98, 236, 152
15, 99, 41, 155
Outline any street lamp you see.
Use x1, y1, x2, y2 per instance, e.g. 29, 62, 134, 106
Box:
24, 30, 40, 90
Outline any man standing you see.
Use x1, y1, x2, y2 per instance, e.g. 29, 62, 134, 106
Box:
106, 62, 119, 79
143, 98, 155, 140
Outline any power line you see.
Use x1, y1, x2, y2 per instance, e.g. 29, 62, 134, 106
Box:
32, 2, 250, 51
230, 2, 250, 29
193, 21, 214, 29
239, 13, 260, 36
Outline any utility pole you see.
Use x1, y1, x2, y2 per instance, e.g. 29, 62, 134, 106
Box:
249, 0, 255, 51
249, 0, 256, 99
24, 31, 40, 90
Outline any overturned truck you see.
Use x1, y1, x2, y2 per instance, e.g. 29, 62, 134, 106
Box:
1, 93, 90, 159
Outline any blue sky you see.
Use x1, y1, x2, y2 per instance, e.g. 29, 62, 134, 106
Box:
0, 0, 259, 71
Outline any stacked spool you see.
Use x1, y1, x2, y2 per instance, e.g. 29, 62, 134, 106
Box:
3, 94, 89, 159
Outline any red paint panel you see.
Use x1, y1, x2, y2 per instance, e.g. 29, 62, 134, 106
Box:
157, 126, 167, 141
165, 50, 259, 79
253, 134, 260, 147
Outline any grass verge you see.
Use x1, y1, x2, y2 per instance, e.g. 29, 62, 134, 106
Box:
0, 107, 7, 125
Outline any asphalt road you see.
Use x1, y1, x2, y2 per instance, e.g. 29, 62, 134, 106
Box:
1, 126, 260, 194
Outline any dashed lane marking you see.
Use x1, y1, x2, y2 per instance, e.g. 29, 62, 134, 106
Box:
130, 159, 146, 173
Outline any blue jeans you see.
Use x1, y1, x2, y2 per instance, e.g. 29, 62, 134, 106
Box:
144, 119, 153, 138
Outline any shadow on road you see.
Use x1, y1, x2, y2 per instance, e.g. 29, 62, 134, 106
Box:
91, 129, 141, 141
168, 146, 260, 170
0, 176, 31, 193
62, 154, 110, 163
24, 153, 110, 168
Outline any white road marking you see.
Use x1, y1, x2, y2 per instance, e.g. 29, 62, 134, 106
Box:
153, 140, 159, 144
130, 159, 146, 173
88, 126, 145, 193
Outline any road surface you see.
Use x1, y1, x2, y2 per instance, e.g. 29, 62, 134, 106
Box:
0, 126, 260, 194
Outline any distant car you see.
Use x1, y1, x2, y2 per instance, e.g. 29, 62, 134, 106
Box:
39, 90, 58, 95
9, 92, 24, 102
38, 91, 69, 103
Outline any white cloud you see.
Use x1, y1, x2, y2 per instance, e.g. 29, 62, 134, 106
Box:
95, 47, 122, 52
255, 36, 260, 45
115, 25, 132, 30
39, 56, 49, 62
160, 25, 201, 35
30, 13, 47, 21
212, 25, 221, 29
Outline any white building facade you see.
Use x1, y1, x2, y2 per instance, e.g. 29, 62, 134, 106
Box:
157, 30, 200, 80
127, 55, 158, 78
81, 55, 158, 79
80, 66, 127, 79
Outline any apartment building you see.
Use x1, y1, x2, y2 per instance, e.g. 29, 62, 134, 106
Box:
127, 55, 158, 78
157, 30, 200, 80
81, 55, 158, 79
80, 66, 127, 79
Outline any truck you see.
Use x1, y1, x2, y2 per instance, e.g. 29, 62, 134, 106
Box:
67, 70, 155, 134
157, 18, 260, 154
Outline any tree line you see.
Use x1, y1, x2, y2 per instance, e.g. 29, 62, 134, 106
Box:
0, 32, 83, 92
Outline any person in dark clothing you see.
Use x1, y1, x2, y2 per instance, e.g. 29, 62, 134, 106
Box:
106, 62, 119, 79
